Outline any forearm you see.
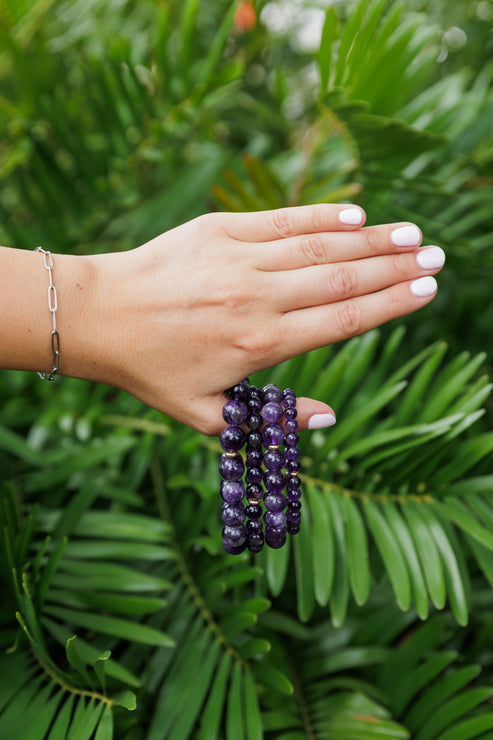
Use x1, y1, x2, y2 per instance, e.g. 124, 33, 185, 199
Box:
0, 246, 97, 380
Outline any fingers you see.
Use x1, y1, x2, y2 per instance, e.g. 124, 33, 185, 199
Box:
216, 203, 366, 243
272, 246, 445, 312
255, 222, 423, 272
278, 277, 439, 359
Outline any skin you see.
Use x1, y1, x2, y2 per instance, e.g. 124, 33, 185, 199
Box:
0, 204, 445, 434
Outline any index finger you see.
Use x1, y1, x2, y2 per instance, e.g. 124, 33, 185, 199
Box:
216, 204, 366, 243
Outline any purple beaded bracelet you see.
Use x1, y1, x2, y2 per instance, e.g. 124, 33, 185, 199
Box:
219, 379, 302, 555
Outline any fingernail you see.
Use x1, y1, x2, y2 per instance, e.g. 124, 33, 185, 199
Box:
391, 225, 421, 247
339, 208, 363, 225
410, 276, 437, 297
416, 246, 445, 269
307, 413, 337, 430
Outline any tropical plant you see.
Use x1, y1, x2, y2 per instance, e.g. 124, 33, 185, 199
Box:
0, 0, 492, 738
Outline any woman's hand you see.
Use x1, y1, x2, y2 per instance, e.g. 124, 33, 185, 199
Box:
66, 204, 445, 434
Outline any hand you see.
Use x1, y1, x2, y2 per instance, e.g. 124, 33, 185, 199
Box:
70, 204, 445, 434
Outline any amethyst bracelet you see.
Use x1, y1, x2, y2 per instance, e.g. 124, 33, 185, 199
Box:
219, 379, 302, 555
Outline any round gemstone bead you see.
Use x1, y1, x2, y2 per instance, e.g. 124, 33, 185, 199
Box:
283, 388, 295, 397
219, 425, 246, 453
287, 522, 300, 535
222, 524, 247, 554
287, 509, 302, 524
223, 400, 248, 425
221, 502, 246, 526
247, 532, 264, 553
265, 510, 287, 528
265, 527, 286, 549
286, 475, 301, 491
286, 460, 301, 475
246, 483, 263, 500
264, 470, 285, 494
262, 401, 283, 424
284, 407, 297, 419
264, 492, 287, 512
283, 396, 296, 408
246, 412, 262, 430
246, 466, 263, 485
263, 384, 282, 403
227, 379, 250, 400
285, 432, 299, 447
247, 431, 262, 449
219, 454, 244, 481
288, 499, 302, 511
246, 518, 263, 533
245, 504, 262, 520
287, 487, 301, 502
246, 448, 263, 467
262, 423, 285, 447
285, 418, 299, 433
263, 449, 285, 471
221, 480, 245, 503
285, 446, 300, 461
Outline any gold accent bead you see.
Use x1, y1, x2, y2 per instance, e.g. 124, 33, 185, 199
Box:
290, 471, 300, 477
224, 452, 238, 458
268, 445, 280, 450
247, 498, 260, 506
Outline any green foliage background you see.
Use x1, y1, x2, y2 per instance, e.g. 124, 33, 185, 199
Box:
0, 0, 492, 738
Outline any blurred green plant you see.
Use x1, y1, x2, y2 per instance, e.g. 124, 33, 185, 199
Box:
0, 0, 492, 738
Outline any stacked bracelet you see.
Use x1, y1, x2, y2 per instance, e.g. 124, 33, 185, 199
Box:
219, 379, 302, 555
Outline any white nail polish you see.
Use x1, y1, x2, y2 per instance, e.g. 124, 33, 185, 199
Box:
339, 208, 363, 225
307, 413, 337, 430
416, 246, 445, 269
391, 225, 421, 247
410, 276, 437, 297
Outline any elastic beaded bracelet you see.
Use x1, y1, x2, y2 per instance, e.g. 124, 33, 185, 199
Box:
219, 379, 302, 554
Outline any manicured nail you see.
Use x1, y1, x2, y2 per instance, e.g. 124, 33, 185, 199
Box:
339, 208, 363, 225
416, 246, 445, 269
307, 413, 337, 430
391, 225, 421, 247
410, 276, 437, 297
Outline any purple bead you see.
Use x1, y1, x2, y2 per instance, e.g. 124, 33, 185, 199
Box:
246, 448, 263, 467
219, 454, 244, 481
246, 483, 263, 500
246, 518, 263, 533
285, 446, 300, 461
285, 432, 299, 447
221, 480, 245, 503
262, 423, 285, 447
219, 425, 246, 453
265, 527, 286, 549
284, 407, 297, 419
247, 431, 262, 449
285, 419, 299, 432
247, 532, 264, 553
227, 379, 250, 400
283, 388, 295, 397
287, 522, 300, 535
263, 449, 285, 471
287, 509, 302, 524
264, 492, 287, 512
221, 502, 246, 526
245, 504, 262, 520
264, 471, 285, 494
222, 524, 247, 554
247, 413, 262, 430
246, 466, 263, 485
283, 396, 296, 409
288, 499, 302, 511
223, 400, 248, 425
286, 475, 301, 491
265, 510, 287, 528
263, 384, 282, 403
287, 487, 301, 502
286, 460, 301, 475
262, 401, 283, 424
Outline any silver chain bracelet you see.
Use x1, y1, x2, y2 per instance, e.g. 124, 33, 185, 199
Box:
35, 246, 60, 381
